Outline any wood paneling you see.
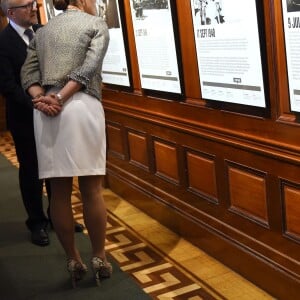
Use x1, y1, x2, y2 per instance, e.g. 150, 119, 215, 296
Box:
11, 0, 297, 298
37, 0, 47, 24
228, 164, 269, 226
128, 130, 149, 171
283, 184, 300, 242
105, 109, 300, 298
186, 151, 217, 202
106, 122, 125, 159
154, 140, 179, 184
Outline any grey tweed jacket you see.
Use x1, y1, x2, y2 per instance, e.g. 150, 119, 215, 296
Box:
21, 10, 109, 100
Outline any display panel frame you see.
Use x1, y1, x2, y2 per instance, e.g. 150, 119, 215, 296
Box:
190, 0, 270, 117
281, 0, 300, 113
100, 0, 133, 91
129, 0, 185, 100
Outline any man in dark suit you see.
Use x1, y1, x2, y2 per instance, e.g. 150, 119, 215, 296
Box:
0, 0, 49, 246
0, 0, 83, 246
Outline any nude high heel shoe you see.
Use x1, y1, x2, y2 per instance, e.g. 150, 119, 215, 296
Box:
91, 256, 112, 286
67, 259, 88, 288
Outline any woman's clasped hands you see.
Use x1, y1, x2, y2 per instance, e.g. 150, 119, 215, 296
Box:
32, 93, 62, 117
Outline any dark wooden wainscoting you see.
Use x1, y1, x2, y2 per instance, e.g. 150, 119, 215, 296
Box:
103, 88, 300, 299
101, 2, 300, 298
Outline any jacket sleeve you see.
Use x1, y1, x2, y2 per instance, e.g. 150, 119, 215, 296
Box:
21, 39, 41, 92
68, 18, 110, 87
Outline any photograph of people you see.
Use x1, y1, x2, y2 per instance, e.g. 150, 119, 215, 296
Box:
97, 0, 120, 28
132, 0, 144, 18
194, 0, 224, 25
286, 0, 300, 12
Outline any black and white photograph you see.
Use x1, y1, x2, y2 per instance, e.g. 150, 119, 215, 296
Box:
193, 0, 225, 25
286, 0, 300, 12
131, 0, 169, 20
97, 0, 120, 29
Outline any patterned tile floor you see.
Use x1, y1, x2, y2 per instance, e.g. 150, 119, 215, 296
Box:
0, 131, 273, 300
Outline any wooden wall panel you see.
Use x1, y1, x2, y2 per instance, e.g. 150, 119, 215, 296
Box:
128, 130, 149, 171
186, 151, 217, 202
227, 164, 268, 226
283, 184, 300, 242
154, 140, 179, 184
106, 122, 125, 159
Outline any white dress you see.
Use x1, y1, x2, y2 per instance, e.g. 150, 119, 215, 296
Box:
34, 89, 106, 179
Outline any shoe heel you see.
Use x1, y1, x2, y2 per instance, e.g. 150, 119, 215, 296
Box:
67, 259, 88, 288
91, 257, 112, 286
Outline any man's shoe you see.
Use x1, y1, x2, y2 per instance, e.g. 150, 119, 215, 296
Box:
74, 222, 84, 233
31, 228, 49, 246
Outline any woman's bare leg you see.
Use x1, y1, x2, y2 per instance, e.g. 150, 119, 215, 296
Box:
78, 175, 107, 260
49, 177, 82, 262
